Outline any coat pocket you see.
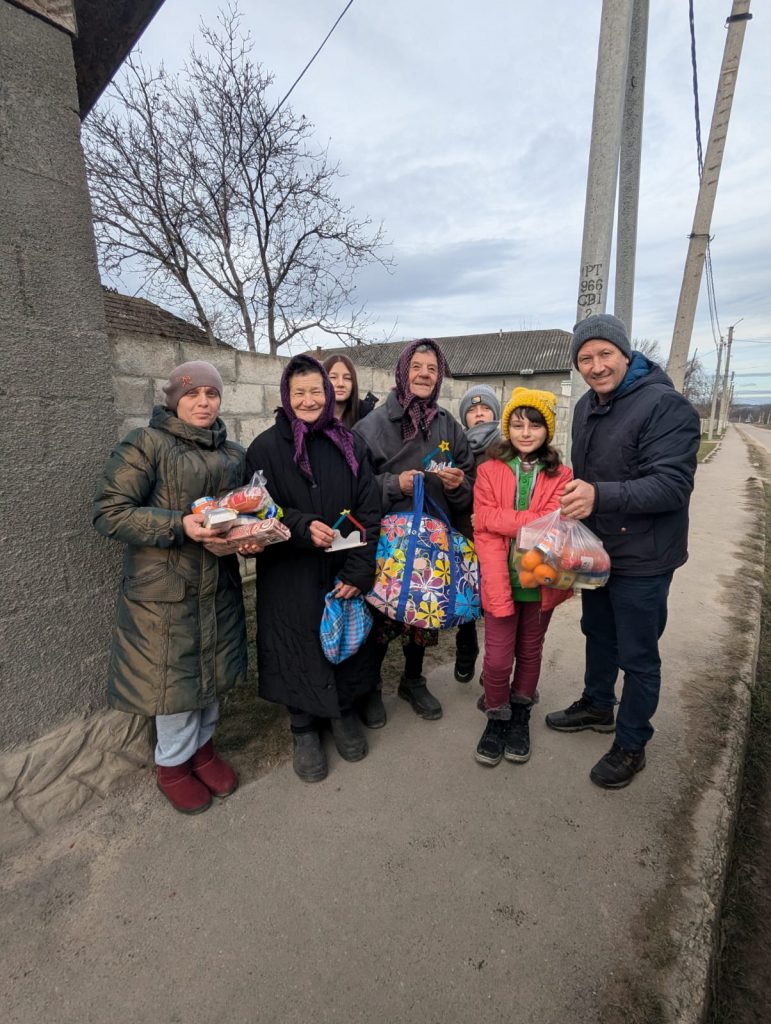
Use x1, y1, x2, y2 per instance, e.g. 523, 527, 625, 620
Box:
123, 570, 186, 602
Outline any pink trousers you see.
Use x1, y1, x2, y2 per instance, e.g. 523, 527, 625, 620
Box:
482, 605, 554, 710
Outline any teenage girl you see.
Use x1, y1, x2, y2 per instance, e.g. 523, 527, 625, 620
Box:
323, 353, 377, 428
472, 387, 573, 767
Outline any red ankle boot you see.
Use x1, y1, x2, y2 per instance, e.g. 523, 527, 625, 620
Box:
156, 761, 212, 814
191, 739, 238, 798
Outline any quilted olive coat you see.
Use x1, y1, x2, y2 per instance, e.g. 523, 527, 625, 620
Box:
92, 406, 247, 717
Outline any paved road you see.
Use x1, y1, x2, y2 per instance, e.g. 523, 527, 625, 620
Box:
0, 427, 760, 1024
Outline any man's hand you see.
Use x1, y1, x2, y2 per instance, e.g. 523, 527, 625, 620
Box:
399, 469, 419, 496
309, 520, 336, 549
560, 479, 596, 520
183, 513, 231, 544
436, 466, 464, 492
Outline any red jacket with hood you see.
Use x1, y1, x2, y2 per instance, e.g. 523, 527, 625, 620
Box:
474, 458, 574, 618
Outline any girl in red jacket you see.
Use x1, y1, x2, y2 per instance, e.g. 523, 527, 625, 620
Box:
473, 388, 573, 767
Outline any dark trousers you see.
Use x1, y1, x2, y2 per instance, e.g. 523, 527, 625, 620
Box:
581, 571, 673, 752
455, 619, 479, 658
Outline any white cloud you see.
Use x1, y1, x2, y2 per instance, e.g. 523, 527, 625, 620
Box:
118, 0, 770, 394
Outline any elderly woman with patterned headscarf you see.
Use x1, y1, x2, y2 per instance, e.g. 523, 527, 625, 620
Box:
353, 339, 475, 724
245, 355, 382, 783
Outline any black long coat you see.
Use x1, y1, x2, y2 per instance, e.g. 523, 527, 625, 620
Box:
245, 412, 382, 718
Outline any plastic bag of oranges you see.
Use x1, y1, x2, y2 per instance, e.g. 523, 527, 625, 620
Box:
509, 510, 610, 591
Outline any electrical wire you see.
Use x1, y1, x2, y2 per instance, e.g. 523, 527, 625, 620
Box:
269, 1, 355, 127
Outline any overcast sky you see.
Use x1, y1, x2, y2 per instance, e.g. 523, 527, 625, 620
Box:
110, 1, 771, 402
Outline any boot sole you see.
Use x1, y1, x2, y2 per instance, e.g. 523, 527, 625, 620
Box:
503, 749, 531, 763
294, 766, 328, 783
398, 691, 443, 720
475, 749, 503, 766
545, 719, 616, 734
334, 745, 369, 762
590, 758, 646, 789
360, 716, 387, 730
156, 782, 212, 814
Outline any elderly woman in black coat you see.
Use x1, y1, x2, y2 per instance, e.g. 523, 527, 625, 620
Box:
245, 355, 382, 783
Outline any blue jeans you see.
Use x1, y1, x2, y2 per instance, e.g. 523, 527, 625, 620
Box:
580, 572, 673, 752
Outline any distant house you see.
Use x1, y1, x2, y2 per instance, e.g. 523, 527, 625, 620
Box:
318, 330, 572, 399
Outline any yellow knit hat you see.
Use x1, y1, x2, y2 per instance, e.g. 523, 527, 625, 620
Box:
501, 387, 558, 444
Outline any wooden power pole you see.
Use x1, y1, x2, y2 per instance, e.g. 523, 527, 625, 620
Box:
667, 1, 753, 392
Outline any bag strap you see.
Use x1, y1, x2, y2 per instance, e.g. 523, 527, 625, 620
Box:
414, 471, 454, 528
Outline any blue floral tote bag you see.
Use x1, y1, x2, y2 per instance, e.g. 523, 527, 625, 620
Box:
366, 473, 480, 629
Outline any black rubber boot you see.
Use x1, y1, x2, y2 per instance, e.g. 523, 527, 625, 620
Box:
329, 714, 368, 761
358, 688, 387, 729
291, 729, 328, 783
397, 674, 443, 720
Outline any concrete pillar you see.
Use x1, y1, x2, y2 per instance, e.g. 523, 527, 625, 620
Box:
567, 0, 634, 447
614, 0, 649, 335
0, 1, 120, 750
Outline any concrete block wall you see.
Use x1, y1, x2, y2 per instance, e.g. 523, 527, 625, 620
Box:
108, 335, 571, 454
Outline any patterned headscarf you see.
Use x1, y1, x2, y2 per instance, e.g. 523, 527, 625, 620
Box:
280, 355, 359, 481
394, 339, 448, 441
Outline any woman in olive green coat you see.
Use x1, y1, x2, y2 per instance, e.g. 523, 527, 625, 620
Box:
93, 361, 255, 815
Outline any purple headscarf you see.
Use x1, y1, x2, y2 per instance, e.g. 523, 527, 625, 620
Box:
394, 338, 448, 441
280, 354, 359, 481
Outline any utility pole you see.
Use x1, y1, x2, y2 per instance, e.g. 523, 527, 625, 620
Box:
614, 0, 649, 333
707, 337, 724, 439
568, 0, 634, 436
667, 1, 753, 392
717, 320, 741, 433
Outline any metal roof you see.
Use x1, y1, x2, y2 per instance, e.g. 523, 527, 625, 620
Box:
319, 330, 572, 377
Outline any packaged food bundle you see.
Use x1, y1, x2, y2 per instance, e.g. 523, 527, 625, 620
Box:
225, 516, 290, 546
510, 510, 610, 590
193, 471, 283, 529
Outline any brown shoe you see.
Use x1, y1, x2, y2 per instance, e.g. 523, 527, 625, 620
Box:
156, 761, 212, 814
191, 739, 238, 798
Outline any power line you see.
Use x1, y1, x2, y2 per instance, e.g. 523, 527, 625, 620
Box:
270, 0, 355, 124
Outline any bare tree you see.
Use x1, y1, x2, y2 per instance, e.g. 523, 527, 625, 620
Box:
683, 352, 713, 409
84, 4, 389, 354
633, 337, 664, 364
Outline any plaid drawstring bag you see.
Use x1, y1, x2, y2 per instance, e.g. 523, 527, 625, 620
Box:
320, 584, 374, 664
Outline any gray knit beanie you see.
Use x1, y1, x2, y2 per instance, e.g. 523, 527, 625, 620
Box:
459, 384, 501, 425
162, 360, 224, 411
571, 314, 632, 367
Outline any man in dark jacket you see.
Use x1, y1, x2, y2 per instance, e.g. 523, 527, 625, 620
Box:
545, 313, 701, 789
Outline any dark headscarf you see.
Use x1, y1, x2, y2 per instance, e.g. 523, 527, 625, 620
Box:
394, 338, 448, 441
280, 355, 358, 481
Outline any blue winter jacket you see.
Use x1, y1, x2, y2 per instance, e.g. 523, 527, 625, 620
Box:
571, 356, 701, 576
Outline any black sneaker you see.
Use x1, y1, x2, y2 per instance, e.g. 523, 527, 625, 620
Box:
398, 675, 443, 720
590, 743, 646, 789
475, 718, 509, 766
545, 696, 615, 733
504, 703, 531, 763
